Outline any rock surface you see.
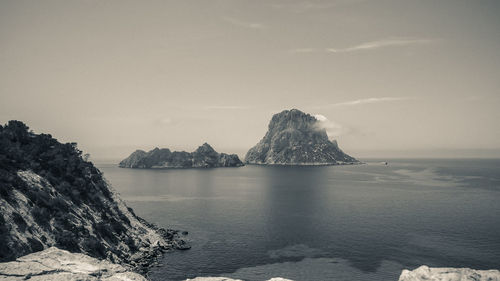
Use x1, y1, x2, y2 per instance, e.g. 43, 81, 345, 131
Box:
245, 109, 358, 165
399, 265, 500, 281
186, 277, 293, 281
0, 121, 188, 274
185, 277, 243, 281
119, 143, 243, 169
0, 247, 146, 280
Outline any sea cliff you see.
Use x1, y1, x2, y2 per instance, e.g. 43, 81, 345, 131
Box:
0, 121, 189, 275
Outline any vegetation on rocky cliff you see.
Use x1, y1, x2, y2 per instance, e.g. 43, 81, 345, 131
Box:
0, 121, 188, 272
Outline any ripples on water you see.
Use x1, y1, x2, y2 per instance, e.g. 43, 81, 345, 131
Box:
98, 159, 500, 281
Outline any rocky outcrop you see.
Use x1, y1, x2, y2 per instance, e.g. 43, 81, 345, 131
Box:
0, 247, 147, 280
0, 121, 189, 274
186, 277, 293, 281
245, 109, 359, 165
119, 143, 243, 169
0, 248, 296, 281
398, 265, 500, 281
185, 277, 243, 281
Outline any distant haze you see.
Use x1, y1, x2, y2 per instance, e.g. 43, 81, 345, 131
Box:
1, 0, 499, 161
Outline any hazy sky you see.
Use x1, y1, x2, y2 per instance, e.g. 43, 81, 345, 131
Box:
1, 0, 499, 160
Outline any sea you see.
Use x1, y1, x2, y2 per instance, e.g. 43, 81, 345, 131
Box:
96, 159, 500, 281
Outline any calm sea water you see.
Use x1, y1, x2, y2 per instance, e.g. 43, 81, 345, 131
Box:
97, 159, 500, 281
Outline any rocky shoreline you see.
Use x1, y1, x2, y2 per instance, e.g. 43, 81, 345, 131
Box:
127, 218, 191, 275
0, 121, 190, 279
1, 249, 498, 281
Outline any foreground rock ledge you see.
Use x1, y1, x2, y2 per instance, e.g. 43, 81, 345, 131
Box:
0, 248, 291, 281
399, 265, 500, 281
0, 247, 146, 281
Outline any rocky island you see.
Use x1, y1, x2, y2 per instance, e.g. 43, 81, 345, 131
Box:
119, 143, 243, 169
245, 109, 359, 165
0, 121, 189, 276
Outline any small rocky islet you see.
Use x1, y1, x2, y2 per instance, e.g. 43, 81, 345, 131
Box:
119, 143, 243, 169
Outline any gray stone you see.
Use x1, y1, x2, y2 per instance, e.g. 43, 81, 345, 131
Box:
398, 265, 500, 281
0, 247, 147, 281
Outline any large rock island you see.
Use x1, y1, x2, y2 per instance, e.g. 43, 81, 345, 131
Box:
0, 121, 188, 275
119, 143, 243, 169
245, 109, 359, 165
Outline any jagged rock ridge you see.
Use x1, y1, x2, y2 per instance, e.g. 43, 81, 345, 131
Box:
0, 121, 189, 274
245, 109, 359, 165
119, 143, 243, 169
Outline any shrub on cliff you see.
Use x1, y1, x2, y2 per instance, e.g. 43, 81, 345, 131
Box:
0, 121, 136, 262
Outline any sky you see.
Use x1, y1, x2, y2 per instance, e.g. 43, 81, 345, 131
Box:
1, 0, 499, 161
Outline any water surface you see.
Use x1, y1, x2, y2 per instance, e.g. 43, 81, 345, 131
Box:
98, 159, 500, 281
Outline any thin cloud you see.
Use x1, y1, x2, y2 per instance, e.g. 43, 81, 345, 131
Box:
311, 97, 412, 108
268, 0, 366, 13
289, 38, 435, 55
268, 2, 337, 13
313, 114, 347, 137
204, 105, 250, 110
153, 116, 175, 127
223, 17, 265, 29
288, 48, 318, 54
327, 38, 434, 53
335, 97, 410, 106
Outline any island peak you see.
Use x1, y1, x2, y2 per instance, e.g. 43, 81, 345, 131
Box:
245, 109, 359, 165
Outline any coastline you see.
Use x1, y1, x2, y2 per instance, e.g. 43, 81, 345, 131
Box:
1, 249, 498, 281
